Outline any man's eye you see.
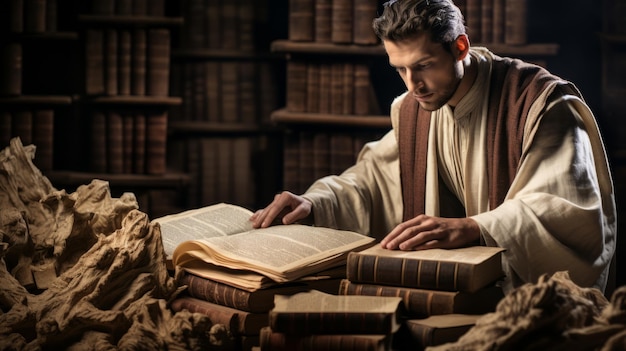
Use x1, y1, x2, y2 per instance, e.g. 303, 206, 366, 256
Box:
395, 67, 406, 74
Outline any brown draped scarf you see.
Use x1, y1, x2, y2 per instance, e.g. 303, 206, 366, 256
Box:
398, 56, 572, 221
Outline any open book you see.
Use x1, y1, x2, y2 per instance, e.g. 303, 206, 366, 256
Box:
153, 203, 375, 291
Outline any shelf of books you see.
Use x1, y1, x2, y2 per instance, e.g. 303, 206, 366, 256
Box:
167, 0, 284, 212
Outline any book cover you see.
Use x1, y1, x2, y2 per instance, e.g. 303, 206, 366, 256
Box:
338, 279, 503, 317
268, 290, 404, 335
345, 245, 505, 293
260, 327, 392, 351
179, 271, 343, 313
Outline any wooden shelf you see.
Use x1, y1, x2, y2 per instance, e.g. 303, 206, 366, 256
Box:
46, 170, 190, 190
172, 49, 280, 61
0, 95, 73, 105
83, 96, 182, 106
271, 40, 559, 57
271, 108, 391, 129
169, 121, 277, 135
77, 15, 183, 27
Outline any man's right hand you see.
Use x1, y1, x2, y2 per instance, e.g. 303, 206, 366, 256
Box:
249, 191, 313, 228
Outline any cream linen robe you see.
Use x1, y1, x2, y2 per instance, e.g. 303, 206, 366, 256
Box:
302, 47, 616, 293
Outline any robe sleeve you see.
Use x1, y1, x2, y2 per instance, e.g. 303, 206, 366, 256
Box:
472, 93, 617, 293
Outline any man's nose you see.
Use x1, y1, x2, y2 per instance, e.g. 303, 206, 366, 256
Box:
405, 69, 423, 92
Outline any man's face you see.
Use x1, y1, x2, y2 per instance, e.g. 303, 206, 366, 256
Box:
383, 34, 463, 111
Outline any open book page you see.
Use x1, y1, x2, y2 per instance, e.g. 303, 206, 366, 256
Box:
173, 224, 375, 283
153, 203, 255, 259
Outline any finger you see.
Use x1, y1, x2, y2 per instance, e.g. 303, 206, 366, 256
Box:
398, 229, 443, 250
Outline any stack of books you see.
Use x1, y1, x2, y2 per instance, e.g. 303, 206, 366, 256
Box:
157, 203, 376, 350
259, 290, 404, 350
340, 245, 506, 349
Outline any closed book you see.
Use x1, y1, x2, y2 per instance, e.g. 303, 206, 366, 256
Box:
260, 327, 392, 351
232, 137, 254, 208
206, 0, 222, 48
147, 0, 164, 16
318, 63, 331, 113
122, 113, 134, 173
312, 132, 331, 179
331, 0, 353, 44
0, 43, 22, 96
200, 138, 217, 205
220, 62, 239, 123
4, 0, 24, 33
342, 62, 355, 115
131, 29, 147, 96
180, 272, 336, 313
282, 130, 300, 193
132, 0, 147, 15
394, 314, 480, 350
85, 29, 105, 96
353, 64, 370, 115
299, 131, 314, 193
182, 0, 204, 49
269, 290, 404, 335
314, 0, 332, 42
145, 111, 167, 175
239, 62, 257, 124
221, 0, 239, 50
32, 109, 54, 171
480, 0, 493, 43
146, 28, 170, 96
345, 245, 505, 293
492, 0, 505, 43
338, 279, 503, 317
353, 0, 378, 45
238, 0, 255, 51
115, 0, 132, 15
305, 63, 320, 113
106, 111, 123, 174
504, 0, 527, 45
170, 296, 268, 336
288, 0, 314, 42
329, 133, 354, 175
329, 63, 344, 114
205, 62, 221, 122
0, 112, 12, 147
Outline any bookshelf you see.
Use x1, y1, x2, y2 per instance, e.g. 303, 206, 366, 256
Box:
166, 0, 285, 212
270, 0, 560, 195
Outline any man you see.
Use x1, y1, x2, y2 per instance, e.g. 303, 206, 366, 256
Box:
251, 0, 616, 293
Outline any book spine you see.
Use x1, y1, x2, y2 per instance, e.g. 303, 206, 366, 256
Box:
118, 29, 132, 96
131, 28, 147, 96
238, 0, 255, 51
220, 62, 239, 123
90, 111, 107, 173
342, 63, 355, 115
192, 62, 206, 121
6, 0, 24, 33
268, 311, 396, 335
504, 0, 527, 45
465, 0, 481, 42
329, 63, 344, 114
206, 0, 222, 49
200, 138, 217, 206
146, 28, 171, 96
32, 109, 54, 171
85, 29, 105, 96
283, 130, 300, 194
312, 132, 330, 179
133, 113, 146, 174
0, 43, 22, 96
331, 0, 353, 44
315, 0, 332, 42
305, 63, 320, 113
492, 0, 505, 43
480, 0, 493, 43
329, 133, 354, 175
239, 62, 257, 124
299, 131, 315, 193
260, 327, 389, 351
145, 111, 167, 175
345, 252, 473, 292
122, 113, 134, 173
288, 0, 314, 42
104, 29, 118, 96
286, 61, 307, 113
147, 0, 165, 16
106, 111, 124, 174
353, 64, 370, 115
205, 61, 221, 122
221, 0, 239, 50
352, 0, 378, 45
0, 111, 12, 147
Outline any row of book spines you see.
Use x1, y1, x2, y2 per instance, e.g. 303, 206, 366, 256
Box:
338, 279, 503, 318
282, 130, 382, 195
0, 108, 53, 171
89, 0, 165, 16
458, 0, 527, 45
85, 28, 170, 97
89, 110, 167, 175
178, 0, 267, 51
170, 61, 280, 125
286, 61, 381, 115
1, 0, 58, 33
345, 253, 480, 292
288, 0, 379, 45
167, 136, 257, 209
259, 327, 391, 351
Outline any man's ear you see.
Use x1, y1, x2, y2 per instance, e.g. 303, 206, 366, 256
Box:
454, 34, 470, 60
